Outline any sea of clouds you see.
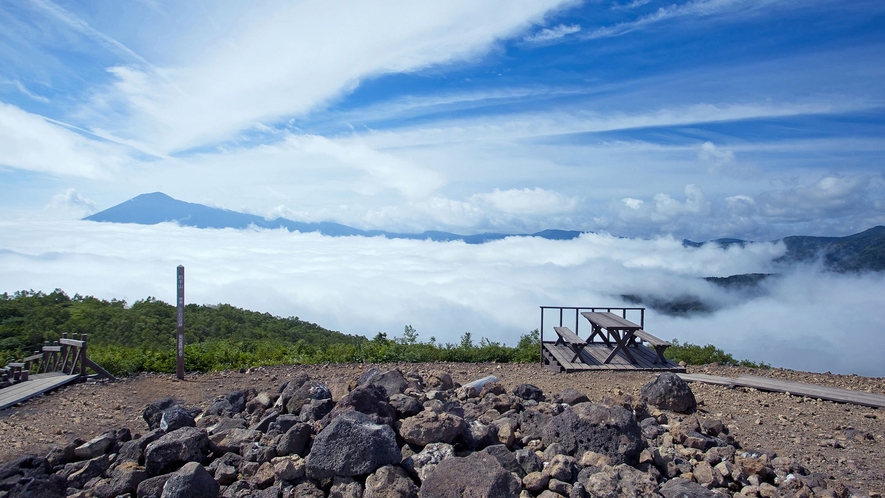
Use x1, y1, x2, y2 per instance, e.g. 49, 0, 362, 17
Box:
1, 219, 882, 377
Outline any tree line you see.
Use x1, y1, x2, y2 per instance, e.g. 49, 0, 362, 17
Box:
0, 289, 540, 376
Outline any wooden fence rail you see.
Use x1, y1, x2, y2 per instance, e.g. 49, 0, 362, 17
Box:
1, 333, 114, 388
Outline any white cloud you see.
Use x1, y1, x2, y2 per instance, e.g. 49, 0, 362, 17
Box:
653, 184, 710, 220
284, 134, 445, 199
757, 175, 875, 221
471, 187, 577, 215
76, 1, 571, 153
585, 0, 785, 40
0, 102, 126, 178
622, 198, 644, 210
697, 141, 734, 163
45, 188, 97, 219
523, 23, 581, 43
724, 194, 756, 216
11, 80, 50, 103
27, 0, 154, 68
2, 219, 881, 375
617, 184, 711, 223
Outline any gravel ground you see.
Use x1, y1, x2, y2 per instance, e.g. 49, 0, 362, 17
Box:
1, 362, 883, 494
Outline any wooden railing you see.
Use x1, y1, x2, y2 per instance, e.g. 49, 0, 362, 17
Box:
1, 333, 114, 387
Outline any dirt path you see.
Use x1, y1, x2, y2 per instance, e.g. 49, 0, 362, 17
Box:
1, 363, 883, 494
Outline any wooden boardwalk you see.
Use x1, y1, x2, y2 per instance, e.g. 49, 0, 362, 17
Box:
679, 373, 885, 409
0, 372, 80, 411
543, 341, 684, 373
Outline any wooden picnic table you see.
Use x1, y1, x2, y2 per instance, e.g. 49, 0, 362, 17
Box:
581, 311, 643, 364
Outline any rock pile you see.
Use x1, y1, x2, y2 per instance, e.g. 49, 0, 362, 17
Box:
0, 368, 866, 497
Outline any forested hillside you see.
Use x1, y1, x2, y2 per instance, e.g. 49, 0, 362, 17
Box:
0, 289, 541, 376
0, 289, 366, 374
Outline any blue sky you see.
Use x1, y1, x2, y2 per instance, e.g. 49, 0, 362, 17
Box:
2, 0, 885, 240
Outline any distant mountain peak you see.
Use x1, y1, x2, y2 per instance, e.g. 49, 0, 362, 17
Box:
83, 193, 587, 244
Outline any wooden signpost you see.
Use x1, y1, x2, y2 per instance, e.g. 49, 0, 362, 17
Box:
176, 265, 185, 380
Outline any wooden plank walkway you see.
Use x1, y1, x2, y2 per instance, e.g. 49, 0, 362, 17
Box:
678, 373, 737, 387
678, 373, 885, 409
543, 341, 684, 373
0, 372, 80, 410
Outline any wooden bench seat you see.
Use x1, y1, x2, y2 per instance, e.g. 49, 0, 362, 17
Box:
553, 326, 587, 362
631, 329, 671, 364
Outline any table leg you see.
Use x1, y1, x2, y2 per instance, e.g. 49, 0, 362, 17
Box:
602, 329, 638, 364
588, 324, 611, 346
653, 346, 666, 364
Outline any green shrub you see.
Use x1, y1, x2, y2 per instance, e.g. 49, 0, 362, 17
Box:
664, 339, 769, 368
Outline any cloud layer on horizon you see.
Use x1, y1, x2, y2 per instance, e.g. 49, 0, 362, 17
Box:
2, 220, 882, 376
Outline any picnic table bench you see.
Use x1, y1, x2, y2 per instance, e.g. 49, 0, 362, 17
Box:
553, 326, 587, 362
581, 311, 671, 364
632, 329, 671, 364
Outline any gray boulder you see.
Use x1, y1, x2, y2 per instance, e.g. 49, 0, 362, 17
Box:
206, 416, 246, 434
329, 476, 363, 498
515, 448, 544, 475
305, 411, 401, 479
367, 369, 409, 396
160, 406, 196, 432
0, 455, 52, 485
402, 442, 455, 482
143, 398, 179, 430
45, 443, 77, 467
418, 451, 522, 498
640, 372, 697, 413
463, 420, 498, 450
3, 474, 66, 498
159, 462, 219, 498
512, 383, 544, 402
64, 454, 110, 489
659, 477, 719, 497
245, 392, 276, 415
276, 423, 312, 457
117, 428, 164, 465
250, 410, 281, 432
517, 408, 552, 439
542, 402, 644, 465
210, 427, 262, 454
423, 371, 453, 390
74, 431, 116, 459
556, 388, 590, 405
274, 372, 310, 411
285, 380, 331, 415
300, 398, 335, 422
580, 463, 660, 497
135, 473, 171, 498
328, 384, 397, 426
389, 394, 423, 419
269, 414, 302, 434
483, 444, 525, 477
242, 443, 277, 464
97, 460, 148, 497
144, 427, 210, 476
364, 465, 419, 498
397, 410, 466, 446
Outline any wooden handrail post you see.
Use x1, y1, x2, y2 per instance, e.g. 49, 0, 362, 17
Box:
80, 334, 88, 379
42, 342, 50, 374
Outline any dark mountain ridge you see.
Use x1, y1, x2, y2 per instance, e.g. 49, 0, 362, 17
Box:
84, 192, 584, 244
